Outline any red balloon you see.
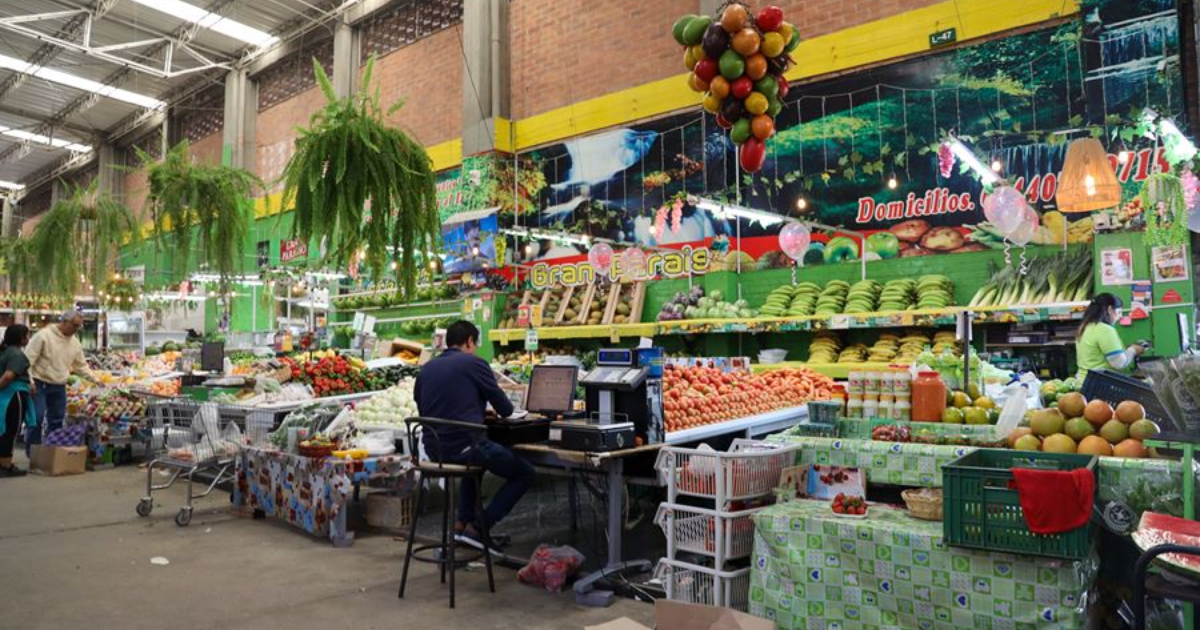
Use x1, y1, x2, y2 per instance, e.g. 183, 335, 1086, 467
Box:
777, 75, 790, 99
740, 137, 766, 172
731, 76, 754, 99
715, 114, 733, 129
694, 58, 719, 82
756, 6, 784, 32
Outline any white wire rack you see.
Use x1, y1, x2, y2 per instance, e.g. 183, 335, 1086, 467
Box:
654, 558, 752, 611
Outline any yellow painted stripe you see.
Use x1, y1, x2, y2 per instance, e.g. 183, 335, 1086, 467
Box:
493, 117, 514, 153
426, 138, 462, 171
510, 0, 1078, 150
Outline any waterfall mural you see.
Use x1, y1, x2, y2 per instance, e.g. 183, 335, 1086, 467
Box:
437, 0, 1184, 273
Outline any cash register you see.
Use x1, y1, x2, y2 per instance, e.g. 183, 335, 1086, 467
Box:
548, 348, 650, 452
487, 364, 579, 446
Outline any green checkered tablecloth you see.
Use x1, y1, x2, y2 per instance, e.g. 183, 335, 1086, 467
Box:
769, 435, 1184, 504
750, 500, 1098, 630
828, 419, 1004, 441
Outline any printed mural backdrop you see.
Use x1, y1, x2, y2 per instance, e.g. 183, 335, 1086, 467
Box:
434, 0, 1184, 277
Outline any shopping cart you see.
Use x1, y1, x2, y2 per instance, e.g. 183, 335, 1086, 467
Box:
135, 400, 269, 526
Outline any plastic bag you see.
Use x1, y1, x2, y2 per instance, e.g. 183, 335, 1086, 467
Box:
517, 544, 585, 592
994, 382, 1028, 437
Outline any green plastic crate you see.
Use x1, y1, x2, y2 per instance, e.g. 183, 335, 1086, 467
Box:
942, 448, 1097, 559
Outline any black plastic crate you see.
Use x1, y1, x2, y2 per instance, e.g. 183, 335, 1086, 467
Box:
1080, 370, 1181, 432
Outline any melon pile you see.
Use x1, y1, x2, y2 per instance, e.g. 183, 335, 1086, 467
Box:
1007, 392, 1159, 458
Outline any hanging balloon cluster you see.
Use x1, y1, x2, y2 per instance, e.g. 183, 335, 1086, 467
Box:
673, 2, 799, 173
982, 184, 1039, 272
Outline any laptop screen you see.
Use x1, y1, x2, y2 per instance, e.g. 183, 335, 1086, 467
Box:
525, 365, 578, 415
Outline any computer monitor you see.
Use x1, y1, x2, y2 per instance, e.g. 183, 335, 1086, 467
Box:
525, 365, 578, 416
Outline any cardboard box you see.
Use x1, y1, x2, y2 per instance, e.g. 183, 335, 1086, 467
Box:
31, 445, 87, 476
587, 601, 773, 630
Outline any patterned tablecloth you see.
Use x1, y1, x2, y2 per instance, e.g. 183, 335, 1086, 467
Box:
233, 447, 411, 544
750, 500, 1098, 630
769, 435, 1184, 504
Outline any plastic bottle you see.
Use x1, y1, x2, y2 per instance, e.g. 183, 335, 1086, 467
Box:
911, 371, 947, 423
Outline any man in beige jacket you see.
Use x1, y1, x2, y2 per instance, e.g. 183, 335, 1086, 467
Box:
24, 311, 95, 455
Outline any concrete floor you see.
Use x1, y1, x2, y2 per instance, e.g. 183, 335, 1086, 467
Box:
0, 461, 654, 630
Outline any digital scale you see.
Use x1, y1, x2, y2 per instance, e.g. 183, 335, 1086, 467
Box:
548, 348, 649, 452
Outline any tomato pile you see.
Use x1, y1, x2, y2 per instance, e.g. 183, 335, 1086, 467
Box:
832, 493, 866, 516
281, 355, 391, 397
662, 365, 835, 432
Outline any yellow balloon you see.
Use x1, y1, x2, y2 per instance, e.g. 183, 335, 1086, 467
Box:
761, 32, 785, 58
745, 91, 769, 115
777, 23, 795, 45
685, 47, 698, 70
691, 44, 706, 61
703, 92, 721, 113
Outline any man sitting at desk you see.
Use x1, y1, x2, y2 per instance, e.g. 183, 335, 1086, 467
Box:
414, 320, 535, 550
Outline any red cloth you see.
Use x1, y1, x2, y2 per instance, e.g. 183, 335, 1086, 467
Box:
1009, 467, 1095, 534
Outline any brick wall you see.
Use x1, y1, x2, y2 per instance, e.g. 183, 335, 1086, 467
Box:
370, 26, 463, 147
509, 0, 943, 120
256, 85, 328, 192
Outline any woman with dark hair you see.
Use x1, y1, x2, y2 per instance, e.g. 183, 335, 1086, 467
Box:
0, 324, 35, 476
1075, 293, 1146, 380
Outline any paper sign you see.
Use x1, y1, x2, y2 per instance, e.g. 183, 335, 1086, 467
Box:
1151, 245, 1189, 283
1101, 248, 1134, 285
280, 238, 308, 263
1130, 281, 1151, 319
524, 328, 539, 351
1119, 316, 1133, 326
530, 304, 544, 327
352, 312, 366, 332
517, 305, 531, 327
1162, 289, 1183, 304
362, 315, 376, 335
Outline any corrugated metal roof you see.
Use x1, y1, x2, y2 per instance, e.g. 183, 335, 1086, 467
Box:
0, 0, 340, 192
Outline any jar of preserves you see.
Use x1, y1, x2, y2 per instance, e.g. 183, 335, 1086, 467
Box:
911, 371, 947, 423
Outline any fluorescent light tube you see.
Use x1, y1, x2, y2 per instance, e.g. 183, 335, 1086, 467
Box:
0, 54, 163, 108
0, 180, 24, 191
948, 140, 1000, 185
127, 0, 279, 47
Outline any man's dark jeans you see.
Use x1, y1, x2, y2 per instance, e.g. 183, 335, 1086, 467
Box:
25, 380, 66, 456
439, 438, 534, 530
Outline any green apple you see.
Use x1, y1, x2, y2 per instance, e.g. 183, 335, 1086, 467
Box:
823, 236, 861, 264
865, 232, 901, 259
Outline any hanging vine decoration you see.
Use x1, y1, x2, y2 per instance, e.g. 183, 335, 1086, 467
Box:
138, 141, 261, 289
28, 179, 139, 298
0, 237, 33, 292
1140, 173, 1189, 247
101, 277, 142, 311
279, 55, 439, 301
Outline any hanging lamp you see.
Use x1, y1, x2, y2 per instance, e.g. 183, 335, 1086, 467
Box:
1056, 138, 1121, 212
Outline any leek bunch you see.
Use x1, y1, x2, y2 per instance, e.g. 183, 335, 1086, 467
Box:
969, 247, 1093, 307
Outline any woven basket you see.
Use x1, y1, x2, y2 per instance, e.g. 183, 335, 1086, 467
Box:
902, 488, 944, 521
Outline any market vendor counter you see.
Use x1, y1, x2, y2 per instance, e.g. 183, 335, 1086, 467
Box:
749, 499, 1096, 630
771, 420, 1185, 505
232, 446, 411, 546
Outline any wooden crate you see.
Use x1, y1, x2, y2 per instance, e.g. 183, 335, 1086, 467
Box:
567, 283, 596, 326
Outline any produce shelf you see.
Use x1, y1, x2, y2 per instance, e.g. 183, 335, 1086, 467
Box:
487, 303, 1089, 344
751, 362, 893, 379
664, 405, 808, 444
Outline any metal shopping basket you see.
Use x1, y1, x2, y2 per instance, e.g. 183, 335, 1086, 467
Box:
135, 400, 268, 526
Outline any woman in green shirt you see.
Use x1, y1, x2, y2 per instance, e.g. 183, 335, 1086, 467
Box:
0, 324, 34, 476
1075, 294, 1145, 381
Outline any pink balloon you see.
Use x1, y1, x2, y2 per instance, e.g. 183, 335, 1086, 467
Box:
1006, 206, 1040, 246
778, 223, 811, 261
619, 247, 646, 281
587, 242, 614, 273
983, 186, 1029, 235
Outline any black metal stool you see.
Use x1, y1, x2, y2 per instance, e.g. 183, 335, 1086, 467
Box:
398, 417, 495, 608
1131, 543, 1200, 629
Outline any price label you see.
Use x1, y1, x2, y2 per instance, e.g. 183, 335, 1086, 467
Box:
830, 315, 850, 330
525, 328, 539, 351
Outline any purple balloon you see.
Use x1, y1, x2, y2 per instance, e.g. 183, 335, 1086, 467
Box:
778, 222, 811, 261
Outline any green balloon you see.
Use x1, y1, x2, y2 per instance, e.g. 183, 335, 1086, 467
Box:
766, 96, 783, 117
682, 15, 711, 46
785, 29, 801, 53
672, 15, 696, 46
754, 76, 778, 100
731, 118, 752, 144
718, 50, 746, 80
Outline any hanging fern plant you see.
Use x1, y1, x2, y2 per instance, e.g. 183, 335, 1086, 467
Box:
138, 141, 261, 287
280, 55, 439, 300
28, 180, 139, 298
1140, 173, 1190, 247
0, 237, 32, 291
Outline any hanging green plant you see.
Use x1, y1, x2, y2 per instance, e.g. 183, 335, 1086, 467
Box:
0, 237, 32, 291
137, 141, 262, 287
1139, 173, 1189, 247
279, 55, 439, 301
27, 179, 139, 298
101, 277, 141, 310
